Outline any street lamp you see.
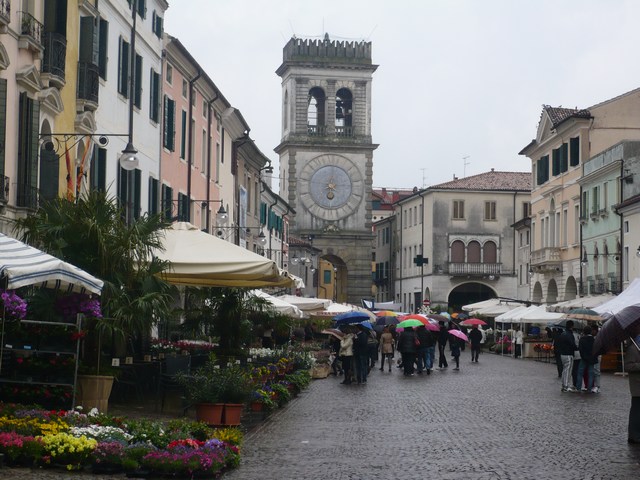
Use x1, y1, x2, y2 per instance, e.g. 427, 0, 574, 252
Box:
120, 0, 139, 171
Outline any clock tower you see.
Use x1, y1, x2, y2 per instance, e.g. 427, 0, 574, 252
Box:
275, 35, 378, 303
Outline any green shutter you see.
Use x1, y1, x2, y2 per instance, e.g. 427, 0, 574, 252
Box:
570, 137, 580, 166
560, 143, 568, 172
180, 110, 186, 159
98, 19, 108, 80
134, 169, 141, 219
134, 54, 142, 108
552, 148, 559, 176
29, 99, 39, 192
0, 78, 6, 176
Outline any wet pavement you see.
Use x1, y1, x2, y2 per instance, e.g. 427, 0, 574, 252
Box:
1, 352, 639, 479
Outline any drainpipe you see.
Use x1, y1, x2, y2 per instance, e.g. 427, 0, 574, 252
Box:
281, 204, 292, 270
186, 68, 202, 222
204, 92, 219, 233
579, 184, 584, 296
418, 190, 425, 307
617, 159, 624, 291
513, 190, 517, 282
399, 203, 403, 310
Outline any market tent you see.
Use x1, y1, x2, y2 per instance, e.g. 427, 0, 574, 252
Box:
462, 298, 501, 312
275, 295, 332, 313
250, 290, 303, 318
0, 233, 103, 295
279, 269, 305, 289
495, 305, 529, 323
152, 222, 293, 288
462, 298, 522, 316
546, 294, 615, 313
593, 277, 640, 316
516, 305, 564, 324
362, 299, 403, 311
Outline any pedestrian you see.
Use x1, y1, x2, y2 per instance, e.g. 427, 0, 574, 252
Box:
514, 326, 523, 358
450, 328, 462, 371
397, 326, 418, 376
591, 325, 601, 393
379, 326, 394, 372
367, 329, 379, 371
625, 334, 640, 444
415, 325, 430, 374
438, 321, 449, 369
552, 327, 563, 378
353, 325, 370, 384
329, 336, 343, 377
556, 320, 578, 392
339, 330, 354, 385
469, 325, 482, 363
423, 325, 436, 374
576, 325, 597, 392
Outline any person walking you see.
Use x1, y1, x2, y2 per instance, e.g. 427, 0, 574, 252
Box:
339, 331, 354, 385
353, 325, 370, 384
625, 334, 640, 444
552, 327, 563, 378
576, 325, 597, 392
437, 321, 449, 369
514, 326, 523, 359
450, 329, 462, 371
379, 326, 394, 372
469, 325, 482, 363
591, 325, 601, 393
556, 321, 578, 392
397, 326, 418, 376
415, 325, 430, 374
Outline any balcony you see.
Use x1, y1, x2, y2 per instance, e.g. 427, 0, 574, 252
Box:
307, 125, 326, 136
41, 32, 67, 88
530, 247, 562, 272
599, 208, 608, 218
0, 174, 9, 203
0, 0, 10, 32
447, 262, 501, 276
335, 125, 354, 137
16, 183, 38, 210
578, 215, 588, 225
77, 61, 99, 111
610, 277, 621, 294
18, 11, 43, 54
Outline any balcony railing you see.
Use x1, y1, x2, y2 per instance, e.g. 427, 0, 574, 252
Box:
16, 183, 38, 210
0, 0, 10, 29
447, 262, 501, 276
19, 11, 43, 47
335, 125, 354, 137
42, 32, 67, 86
530, 247, 561, 265
610, 277, 621, 294
77, 61, 99, 108
0, 174, 9, 203
307, 125, 326, 136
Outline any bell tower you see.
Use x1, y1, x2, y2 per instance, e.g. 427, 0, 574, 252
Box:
275, 34, 378, 303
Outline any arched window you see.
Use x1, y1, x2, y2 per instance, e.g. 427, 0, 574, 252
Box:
284, 90, 289, 130
467, 241, 481, 263
451, 240, 464, 263
335, 88, 352, 127
307, 87, 326, 130
483, 241, 497, 263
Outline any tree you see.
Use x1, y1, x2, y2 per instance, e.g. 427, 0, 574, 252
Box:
13, 191, 177, 369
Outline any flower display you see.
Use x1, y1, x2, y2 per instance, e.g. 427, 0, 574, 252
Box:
0, 290, 27, 320
38, 432, 98, 470
54, 293, 102, 321
150, 339, 180, 354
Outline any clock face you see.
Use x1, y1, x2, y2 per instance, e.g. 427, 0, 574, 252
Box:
309, 165, 352, 208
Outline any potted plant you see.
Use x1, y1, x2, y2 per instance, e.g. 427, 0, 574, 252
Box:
176, 363, 224, 426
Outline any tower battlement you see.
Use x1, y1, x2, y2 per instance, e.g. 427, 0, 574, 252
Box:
281, 35, 373, 66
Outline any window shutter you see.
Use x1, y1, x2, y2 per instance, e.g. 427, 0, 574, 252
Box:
98, 19, 108, 80
134, 169, 141, 219
570, 137, 580, 166
118, 38, 129, 97
134, 54, 142, 108
552, 148, 559, 176
0, 78, 6, 176
79, 17, 95, 63
560, 143, 568, 172
180, 110, 187, 159
29, 99, 39, 191
163, 95, 169, 148
148, 177, 159, 215
91, 147, 107, 191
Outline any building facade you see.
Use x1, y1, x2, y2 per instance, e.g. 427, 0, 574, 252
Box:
274, 35, 378, 304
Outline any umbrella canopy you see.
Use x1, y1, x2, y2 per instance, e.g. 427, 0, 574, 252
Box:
460, 318, 487, 326
0, 233, 103, 295
397, 319, 424, 328
334, 311, 372, 325
593, 305, 640, 355
551, 318, 588, 331
374, 310, 399, 317
250, 290, 303, 318
321, 328, 344, 340
564, 308, 603, 321
399, 313, 429, 322
449, 329, 469, 342
427, 313, 449, 323
375, 316, 400, 327
360, 321, 374, 330
275, 295, 332, 312
451, 312, 469, 320
152, 222, 292, 288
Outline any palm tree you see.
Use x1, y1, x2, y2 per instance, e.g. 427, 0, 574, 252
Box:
13, 190, 177, 369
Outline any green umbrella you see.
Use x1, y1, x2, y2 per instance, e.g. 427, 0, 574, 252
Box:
397, 319, 424, 328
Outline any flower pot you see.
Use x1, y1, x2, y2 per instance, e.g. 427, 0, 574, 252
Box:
250, 401, 263, 412
222, 403, 243, 426
195, 403, 225, 426
76, 375, 114, 413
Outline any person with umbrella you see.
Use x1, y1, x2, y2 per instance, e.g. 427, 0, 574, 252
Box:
339, 328, 355, 385
437, 321, 449, 369
469, 325, 483, 363
397, 326, 418, 376
626, 334, 640, 443
449, 326, 466, 371
353, 324, 370, 384
378, 326, 395, 372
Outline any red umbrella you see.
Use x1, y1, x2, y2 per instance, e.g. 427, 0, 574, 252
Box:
398, 314, 429, 322
460, 318, 487, 326
448, 329, 469, 342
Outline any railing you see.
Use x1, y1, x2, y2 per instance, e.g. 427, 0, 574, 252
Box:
0, 0, 10, 26
19, 11, 43, 46
77, 61, 99, 105
596, 280, 606, 294
447, 262, 501, 275
530, 247, 561, 265
307, 125, 326, 136
16, 183, 38, 210
42, 32, 67, 82
0, 174, 9, 202
335, 125, 354, 137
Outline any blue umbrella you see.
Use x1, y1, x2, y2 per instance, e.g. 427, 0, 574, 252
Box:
334, 311, 372, 325
360, 321, 374, 330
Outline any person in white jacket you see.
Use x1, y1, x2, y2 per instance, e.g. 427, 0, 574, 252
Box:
339, 332, 354, 385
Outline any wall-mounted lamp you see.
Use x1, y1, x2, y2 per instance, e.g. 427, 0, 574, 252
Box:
488, 274, 495, 281
528, 267, 534, 277
291, 254, 299, 265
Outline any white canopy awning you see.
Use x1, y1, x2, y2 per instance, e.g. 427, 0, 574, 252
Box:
594, 277, 640, 316
546, 294, 615, 313
251, 290, 303, 318
0, 233, 103, 295
275, 295, 331, 312
495, 305, 529, 323
362, 299, 403, 311
463, 298, 523, 317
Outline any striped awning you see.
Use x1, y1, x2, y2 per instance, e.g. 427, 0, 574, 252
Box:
0, 233, 104, 295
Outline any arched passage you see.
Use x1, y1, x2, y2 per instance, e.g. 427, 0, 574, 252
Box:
564, 277, 577, 301
447, 282, 497, 312
547, 279, 558, 304
532, 282, 543, 303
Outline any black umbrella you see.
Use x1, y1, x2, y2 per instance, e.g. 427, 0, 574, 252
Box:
593, 305, 640, 356
375, 316, 399, 327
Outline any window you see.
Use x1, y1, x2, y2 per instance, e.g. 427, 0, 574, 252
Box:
0, 79, 6, 177
562, 208, 568, 247
148, 177, 159, 215
537, 155, 549, 185
453, 200, 464, 219
574, 205, 580, 245
569, 136, 580, 166
90, 147, 107, 191
582, 191, 589, 217
202, 100, 207, 119
522, 202, 530, 218
603, 182, 608, 210
483, 241, 497, 263
625, 220, 629, 233
323, 269, 332, 284
149, 69, 160, 122
526, 230, 530, 246
419, 204, 423, 224
467, 241, 481, 263
163, 95, 175, 151
201, 129, 207, 173
519, 232, 523, 247
451, 240, 464, 263
215, 143, 220, 182
152, 10, 163, 38
592, 186, 599, 213
182, 79, 188, 99
560, 143, 568, 173
180, 109, 187, 159
117, 37, 129, 97
161, 184, 173, 220
98, 19, 108, 80
484, 201, 496, 220
134, 0, 146, 18
134, 53, 142, 108
119, 167, 141, 223
177, 192, 190, 221
165, 64, 172, 84
16, 92, 39, 209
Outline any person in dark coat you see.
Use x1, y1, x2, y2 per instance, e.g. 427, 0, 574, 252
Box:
415, 325, 431, 374
353, 325, 370, 384
469, 325, 482, 363
625, 334, 640, 444
556, 320, 578, 392
397, 327, 418, 376
552, 328, 563, 377
437, 321, 449, 369
576, 325, 597, 392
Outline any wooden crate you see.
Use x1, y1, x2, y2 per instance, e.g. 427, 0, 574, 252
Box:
600, 352, 621, 372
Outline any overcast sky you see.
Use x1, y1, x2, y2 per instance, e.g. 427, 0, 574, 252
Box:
165, 0, 640, 190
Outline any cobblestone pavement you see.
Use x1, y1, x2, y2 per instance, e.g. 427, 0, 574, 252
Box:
1, 352, 639, 479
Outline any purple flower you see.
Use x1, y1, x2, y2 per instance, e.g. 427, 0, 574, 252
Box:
0, 290, 27, 320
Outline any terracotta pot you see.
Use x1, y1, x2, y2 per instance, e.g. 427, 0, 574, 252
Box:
250, 401, 263, 412
76, 375, 114, 413
195, 403, 225, 426
222, 403, 243, 426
